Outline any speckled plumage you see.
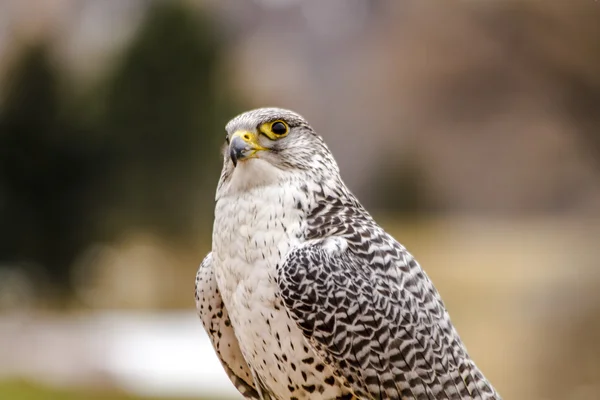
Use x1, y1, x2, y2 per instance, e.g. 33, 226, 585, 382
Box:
195, 108, 501, 400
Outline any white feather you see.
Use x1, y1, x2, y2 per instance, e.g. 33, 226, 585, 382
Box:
212, 159, 345, 399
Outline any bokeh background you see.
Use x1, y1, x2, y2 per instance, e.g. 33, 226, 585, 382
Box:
0, 0, 599, 399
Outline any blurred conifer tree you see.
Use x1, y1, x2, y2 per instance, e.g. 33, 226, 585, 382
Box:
0, 1, 243, 300
97, 1, 239, 239
0, 44, 98, 296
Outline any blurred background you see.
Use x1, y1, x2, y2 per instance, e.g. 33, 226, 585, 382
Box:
0, 0, 599, 399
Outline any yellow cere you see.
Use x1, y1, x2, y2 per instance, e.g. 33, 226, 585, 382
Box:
231, 130, 265, 148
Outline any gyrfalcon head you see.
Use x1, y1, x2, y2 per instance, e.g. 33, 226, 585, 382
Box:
217, 108, 340, 196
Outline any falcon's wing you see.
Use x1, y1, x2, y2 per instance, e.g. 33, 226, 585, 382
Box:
278, 237, 500, 400
195, 253, 260, 399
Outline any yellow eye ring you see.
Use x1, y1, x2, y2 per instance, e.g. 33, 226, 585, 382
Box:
260, 120, 289, 140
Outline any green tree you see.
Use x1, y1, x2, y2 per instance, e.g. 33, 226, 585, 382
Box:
97, 1, 239, 239
0, 43, 100, 296
0, 1, 244, 300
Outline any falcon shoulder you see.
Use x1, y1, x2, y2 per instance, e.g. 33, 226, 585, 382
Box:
277, 233, 500, 400
195, 253, 260, 399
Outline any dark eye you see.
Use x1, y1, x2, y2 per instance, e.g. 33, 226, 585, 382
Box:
271, 121, 288, 136
225, 134, 230, 144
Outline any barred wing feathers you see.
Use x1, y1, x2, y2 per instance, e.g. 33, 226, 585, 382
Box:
278, 235, 500, 400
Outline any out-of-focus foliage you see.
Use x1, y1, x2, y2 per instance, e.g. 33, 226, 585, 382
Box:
96, 1, 237, 239
0, 1, 242, 299
0, 43, 99, 296
455, 2, 600, 164
372, 153, 433, 214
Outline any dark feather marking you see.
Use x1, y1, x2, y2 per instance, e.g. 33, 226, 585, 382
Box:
277, 189, 501, 399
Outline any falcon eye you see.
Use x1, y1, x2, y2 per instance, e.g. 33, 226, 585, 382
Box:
270, 121, 288, 136
259, 120, 289, 139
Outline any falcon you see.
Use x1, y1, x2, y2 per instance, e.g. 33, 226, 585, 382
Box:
195, 108, 500, 399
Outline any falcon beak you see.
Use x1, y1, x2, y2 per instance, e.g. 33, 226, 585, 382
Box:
229, 130, 267, 167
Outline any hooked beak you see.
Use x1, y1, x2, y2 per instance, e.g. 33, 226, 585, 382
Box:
229, 130, 267, 167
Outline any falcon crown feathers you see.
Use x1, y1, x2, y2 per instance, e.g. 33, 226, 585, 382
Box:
195, 107, 501, 400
